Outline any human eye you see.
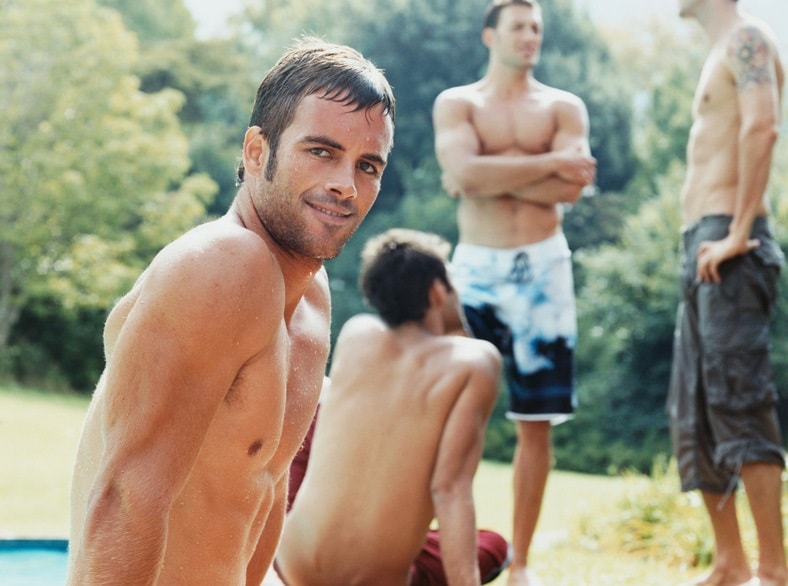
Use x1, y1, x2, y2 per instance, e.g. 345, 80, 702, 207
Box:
309, 147, 331, 158
358, 160, 381, 176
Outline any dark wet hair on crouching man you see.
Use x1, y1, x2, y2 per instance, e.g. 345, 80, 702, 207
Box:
359, 228, 453, 327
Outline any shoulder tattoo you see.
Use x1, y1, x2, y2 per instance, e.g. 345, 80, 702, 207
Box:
727, 26, 776, 91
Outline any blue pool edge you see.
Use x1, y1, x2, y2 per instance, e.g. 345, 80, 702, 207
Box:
0, 538, 68, 551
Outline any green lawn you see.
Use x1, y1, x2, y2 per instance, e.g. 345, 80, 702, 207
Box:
0, 385, 88, 537
473, 460, 705, 584
0, 384, 709, 584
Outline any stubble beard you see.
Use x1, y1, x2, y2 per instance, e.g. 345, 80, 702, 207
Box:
256, 187, 356, 262
262, 206, 352, 262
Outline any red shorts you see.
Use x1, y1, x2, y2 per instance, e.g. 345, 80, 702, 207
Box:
410, 528, 510, 585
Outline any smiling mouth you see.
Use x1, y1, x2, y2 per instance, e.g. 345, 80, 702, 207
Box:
309, 201, 352, 219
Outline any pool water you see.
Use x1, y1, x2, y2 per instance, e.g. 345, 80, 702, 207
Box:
0, 540, 68, 586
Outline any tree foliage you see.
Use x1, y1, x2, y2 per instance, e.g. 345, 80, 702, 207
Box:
1, 0, 214, 383
4, 0, 785, 472
98, 0, 255, 214
554, 172, 685, 473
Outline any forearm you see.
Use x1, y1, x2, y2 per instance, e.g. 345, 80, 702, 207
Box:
731, 125, 778, 241
433, 491, 480, 586
510, 175, 586, 205
246, 489, 286, 585
70, 501, 168, 585
449, 152, 562, 198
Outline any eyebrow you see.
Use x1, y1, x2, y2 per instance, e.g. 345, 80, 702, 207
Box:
303, 135, 388, 168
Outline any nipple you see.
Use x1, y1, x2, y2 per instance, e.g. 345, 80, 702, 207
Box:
247, 440, 263, 456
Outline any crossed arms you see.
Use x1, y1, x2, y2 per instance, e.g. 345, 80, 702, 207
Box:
433, 87, 596, 205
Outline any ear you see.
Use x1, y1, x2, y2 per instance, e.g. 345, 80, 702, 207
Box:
481, 27, 495, 49
428, 278, 449, 310
242, 126, 269, 179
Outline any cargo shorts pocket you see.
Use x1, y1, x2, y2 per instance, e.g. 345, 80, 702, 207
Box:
704, 349, 778, 412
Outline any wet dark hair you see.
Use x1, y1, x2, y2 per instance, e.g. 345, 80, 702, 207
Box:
359, 229, 453, 328
483, 0, 538, 30
237, 37, 396, 184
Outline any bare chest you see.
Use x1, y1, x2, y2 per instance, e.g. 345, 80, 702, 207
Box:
214, 323, 327, 471
692, 51, 737, 121
471, 98, 556, 155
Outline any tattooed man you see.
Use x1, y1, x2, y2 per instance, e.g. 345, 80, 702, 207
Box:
668, 1, 786, 585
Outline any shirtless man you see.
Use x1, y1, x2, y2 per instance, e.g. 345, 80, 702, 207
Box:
281, 394, 512, 586
65, 38, 394, 586
432, 2, 595, 584
276, 228, 503, 586
667, 2, 786, 586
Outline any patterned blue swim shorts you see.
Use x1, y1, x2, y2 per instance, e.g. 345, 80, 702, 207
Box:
451, 233, 577, 423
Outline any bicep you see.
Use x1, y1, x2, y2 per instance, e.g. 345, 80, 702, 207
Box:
551, 98, 591, 154
433, 94, 482, 177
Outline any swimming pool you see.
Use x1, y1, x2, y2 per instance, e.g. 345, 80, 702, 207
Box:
0, 539, 68, 585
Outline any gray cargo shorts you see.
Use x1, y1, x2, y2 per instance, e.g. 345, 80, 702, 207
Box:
667, 215, 785, 493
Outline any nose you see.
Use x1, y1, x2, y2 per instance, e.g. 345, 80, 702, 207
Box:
325, 162, 357, 200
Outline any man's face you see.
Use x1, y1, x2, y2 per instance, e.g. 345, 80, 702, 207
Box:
253, 94, 393, 261
489, 4, 543, 70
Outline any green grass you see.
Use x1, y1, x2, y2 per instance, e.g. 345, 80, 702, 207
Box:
473, 460, 707, 584
0, 384, 88, 537
0, 384, 717, 584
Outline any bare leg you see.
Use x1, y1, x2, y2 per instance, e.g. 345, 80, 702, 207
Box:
506, 420, 551, 586
680, 490, 752, 586
740, 462, 788, 586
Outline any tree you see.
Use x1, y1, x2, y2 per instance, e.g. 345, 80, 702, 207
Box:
98, 0, 256, 214
0, 0, 214, 380
96, 0, 196, 44
605, 20, 706, 201
546, 20, 708, 472
554, 172, 684, 473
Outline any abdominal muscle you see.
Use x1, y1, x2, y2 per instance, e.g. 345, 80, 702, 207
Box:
457, 194, 562, 248
680, 140, 769, 226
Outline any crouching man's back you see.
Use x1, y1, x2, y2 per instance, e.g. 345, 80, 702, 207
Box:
276, 229, 501, 586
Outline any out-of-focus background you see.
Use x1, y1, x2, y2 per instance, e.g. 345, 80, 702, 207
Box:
2, 1, 787, 583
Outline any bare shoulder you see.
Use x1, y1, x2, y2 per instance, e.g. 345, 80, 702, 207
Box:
335, 313, 386, 343
540, 83, 588, 113
137, 217, 284, 341
428, 336, 501, 411
443, 336, 502, 381
725, 18, 782, 88
152, 217, 279, 292
433, 82, 484, 112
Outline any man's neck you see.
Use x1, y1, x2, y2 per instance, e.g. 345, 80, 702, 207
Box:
394, 315, 443, 339
484, 63, 537, 95
698, 1, 741, 44
229, 188, 323, 317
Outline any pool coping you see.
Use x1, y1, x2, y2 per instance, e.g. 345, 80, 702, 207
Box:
0, 538, 68, 551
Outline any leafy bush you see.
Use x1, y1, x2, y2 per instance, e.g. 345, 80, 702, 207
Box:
573, 456, 786, 569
